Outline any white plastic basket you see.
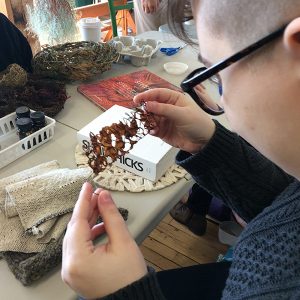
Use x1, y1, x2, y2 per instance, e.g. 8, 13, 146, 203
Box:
0, 111, 56, 169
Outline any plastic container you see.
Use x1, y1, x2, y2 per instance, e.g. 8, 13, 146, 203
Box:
0, 111, 56, 169
110, 36, 162, 67
78, 17, 101, 42
163, 62, 188, 75
218, 221, 243, 246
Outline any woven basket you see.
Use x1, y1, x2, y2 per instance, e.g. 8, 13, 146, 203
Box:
32, 41, 119, 81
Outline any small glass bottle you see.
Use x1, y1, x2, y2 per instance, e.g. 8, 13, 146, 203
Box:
16, 106, 30, 119
30, 111, 46, 143
16, 117, 33, 140
30, 111, 46, 131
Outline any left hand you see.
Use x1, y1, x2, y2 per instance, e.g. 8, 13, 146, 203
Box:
61, 183, 147, 299
142, 0, 160, 13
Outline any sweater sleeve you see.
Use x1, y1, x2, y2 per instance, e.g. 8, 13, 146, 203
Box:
176, 120, 293, 222
0, 13, 33, 72
99, 267, 166, 300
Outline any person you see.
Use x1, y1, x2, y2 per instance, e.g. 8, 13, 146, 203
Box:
133, 0, 192, 34
0, 13, 33, 72
133, 0, 167, 34
170, 184, 233, 236
61, 0, 300, 299
169, 183, 213, 236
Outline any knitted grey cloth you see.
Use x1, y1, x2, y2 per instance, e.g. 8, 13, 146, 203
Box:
2, 234, 64, 286
1, 208, 129, 286
98, 121, 300, 300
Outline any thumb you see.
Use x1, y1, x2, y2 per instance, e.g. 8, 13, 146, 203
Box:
97, 190, 132, 246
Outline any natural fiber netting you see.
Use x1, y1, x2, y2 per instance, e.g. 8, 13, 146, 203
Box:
32, 41, 119, 81
0, 65, 68, 118
82, 106, 156, 174
0, 64, 28, 88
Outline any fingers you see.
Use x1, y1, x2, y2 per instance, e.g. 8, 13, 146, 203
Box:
97, 190, 132, 246
89, 188, 102, 227
144, 101, 187, 129
143, 3, 156, 13
134, 88, 185, 106
91, 222, 106, 240
70, 182, 93, 224
64, 183, 100, 255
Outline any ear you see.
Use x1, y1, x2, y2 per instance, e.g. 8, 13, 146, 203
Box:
283, 18, 300, 57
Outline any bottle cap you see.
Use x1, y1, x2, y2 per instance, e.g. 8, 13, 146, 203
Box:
16, 106, 30, 118
16, 117, 33, 132
30, 111, 45, 124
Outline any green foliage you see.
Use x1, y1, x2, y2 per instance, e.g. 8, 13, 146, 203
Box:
26, 0, 78, 46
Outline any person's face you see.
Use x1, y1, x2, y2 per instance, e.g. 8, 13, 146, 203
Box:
193, 1, 300, 178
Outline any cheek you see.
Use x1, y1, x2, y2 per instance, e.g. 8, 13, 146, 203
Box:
221, 92, 257, 137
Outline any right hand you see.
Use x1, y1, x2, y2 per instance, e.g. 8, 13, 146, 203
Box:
142, 0, 160, 14
62, 183, 147, 299
134, 88, 216, 154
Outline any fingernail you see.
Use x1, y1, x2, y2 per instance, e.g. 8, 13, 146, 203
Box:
101, 191, 112, 203
94, 188, 102, 194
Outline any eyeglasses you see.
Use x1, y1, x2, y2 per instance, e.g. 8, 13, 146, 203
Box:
180, 24, 288, 115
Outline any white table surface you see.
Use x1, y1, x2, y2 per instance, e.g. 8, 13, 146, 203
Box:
0, 31, 228, 300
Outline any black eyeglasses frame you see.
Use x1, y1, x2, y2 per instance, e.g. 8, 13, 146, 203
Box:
180, 24, 288, 115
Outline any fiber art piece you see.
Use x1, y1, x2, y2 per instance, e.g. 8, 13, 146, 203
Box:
2, 205, 129, 286
26, 0, 77, 46
0, 161, 129, 285
33, 41, 119, 81
0, 63, 28, 87
82, 106, 156, 174
0, 64, 68, 118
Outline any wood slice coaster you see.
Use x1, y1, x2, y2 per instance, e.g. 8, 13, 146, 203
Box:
75, 145, 187, 192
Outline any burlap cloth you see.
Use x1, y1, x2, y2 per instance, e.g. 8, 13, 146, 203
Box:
75, 145, 188, 192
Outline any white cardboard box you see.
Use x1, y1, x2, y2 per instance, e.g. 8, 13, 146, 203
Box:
77, 105, 179, 182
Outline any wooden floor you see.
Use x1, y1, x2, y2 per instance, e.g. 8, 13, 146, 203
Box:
140, 213, 228, 271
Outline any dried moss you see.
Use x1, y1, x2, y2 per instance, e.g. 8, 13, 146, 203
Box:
0, 75, 68, 118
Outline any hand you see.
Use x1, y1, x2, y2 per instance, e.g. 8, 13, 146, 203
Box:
62, 183, 147, 299
142, 0, 160, 14
134, 88, 216, 154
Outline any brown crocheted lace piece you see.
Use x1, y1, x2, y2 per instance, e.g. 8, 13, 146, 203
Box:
82, 106, 156, 174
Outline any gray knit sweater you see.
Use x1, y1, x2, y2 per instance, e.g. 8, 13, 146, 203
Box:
102, 121, 300, 299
